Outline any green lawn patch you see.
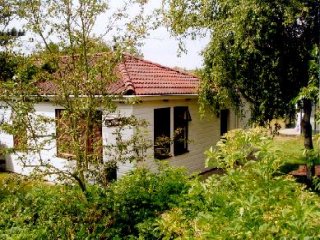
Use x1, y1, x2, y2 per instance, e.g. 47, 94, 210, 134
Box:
272, 136, 305, 174
272, 136, 305, 164
272, 135, 320, 175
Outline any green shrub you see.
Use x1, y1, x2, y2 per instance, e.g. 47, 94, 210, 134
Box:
104, 164, 190, 238
0, 175, 92, 239
0, 165, 190, 239
146, 128, 320, 239
205, 127, 271, 169
2, 130, 320, 239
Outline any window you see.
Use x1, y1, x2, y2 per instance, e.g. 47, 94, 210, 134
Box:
154, 108, 171, 159
12, 113, 28, 151
174, 107, 191, 155
154, 106, 191, 159
220, 109, 229, 136
55, 109, 102, 160
13, 123, 27, 150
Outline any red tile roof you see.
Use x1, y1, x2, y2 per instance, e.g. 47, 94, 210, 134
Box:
37, 54, 199, 96
115, 55, 199, 95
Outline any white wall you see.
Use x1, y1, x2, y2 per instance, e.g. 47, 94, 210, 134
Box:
0, 102, 135, 179
129, 98, 243, 175
0, 99, 247, 179
0, 103, 76, 179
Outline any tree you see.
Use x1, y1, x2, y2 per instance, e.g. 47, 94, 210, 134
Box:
161, 0, 320, 150
0, 0, 151, 195
0, 0, 26, 82
0, 0, 25, 47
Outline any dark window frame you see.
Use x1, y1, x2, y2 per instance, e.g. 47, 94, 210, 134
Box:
153, 106, 192, 159
174, 106, 191, 156
12, 112, 28, 151
154, 107, 171, 159
220, 109, 229, 136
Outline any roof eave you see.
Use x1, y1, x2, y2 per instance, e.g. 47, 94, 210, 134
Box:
122, 94, 198, 101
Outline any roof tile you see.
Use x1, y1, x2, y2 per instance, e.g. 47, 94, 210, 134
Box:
38, 54, 200, 96
116, 55, 199, 95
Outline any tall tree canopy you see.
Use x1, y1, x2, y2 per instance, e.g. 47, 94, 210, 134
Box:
162, 0, 320, 149
0, 0, 25, 82
0, 0, 151, 193
0, 0, 25, 46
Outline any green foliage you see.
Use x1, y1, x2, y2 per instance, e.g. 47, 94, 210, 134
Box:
0, 52, 18, 81
206, 127, 270, 169
293, 45, 320, 104
0, 0, 24, 46
162, 0, 319, 126
2, 133, 320, 239
104, 164, 190, 238
152, 168, 320, 239
0, 165, 190, 239
0, 175, 89, 239
0, 0, 153, 194
146, 128, 320, 239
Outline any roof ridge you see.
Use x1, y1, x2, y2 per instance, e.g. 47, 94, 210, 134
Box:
119, 56, 135, 94
123, 53, 198, 79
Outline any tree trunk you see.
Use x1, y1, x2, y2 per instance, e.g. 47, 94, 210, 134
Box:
301, 99, 314, 183
301, 99, 313, 150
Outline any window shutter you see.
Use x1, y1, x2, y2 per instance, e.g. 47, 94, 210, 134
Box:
174, 107, 190, 156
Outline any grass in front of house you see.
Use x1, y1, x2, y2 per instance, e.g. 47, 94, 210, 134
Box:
272, 136, 306, 164
272, 135, 320, 174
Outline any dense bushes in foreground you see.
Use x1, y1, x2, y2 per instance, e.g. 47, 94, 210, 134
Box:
1, 129, 320, 239
0, 166, 190, 239
148, 158, 320, 239
139, 129, 320, 239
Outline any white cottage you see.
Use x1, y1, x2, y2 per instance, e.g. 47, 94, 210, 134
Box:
0, 55, 247, 178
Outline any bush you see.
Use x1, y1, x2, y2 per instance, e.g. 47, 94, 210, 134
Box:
0, 165, 190, 239
146, 129, 320, 239
103, 164, 190, 238
0, 175, 91, 239
2, 130, 320, 239
205, 127, 270, 169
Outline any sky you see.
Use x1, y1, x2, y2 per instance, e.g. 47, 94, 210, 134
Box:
11, 0, 209, 70
141, 27, 209, 70
106, 0, 210, 70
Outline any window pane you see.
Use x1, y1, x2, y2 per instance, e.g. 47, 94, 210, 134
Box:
13, 123, 27, 151
154, 108, 171, 159
220, 109, 229, 136
87, 111, 103, 160
174, 107, 189, 155
55, 109, 73, 157
12, 111, 28, 151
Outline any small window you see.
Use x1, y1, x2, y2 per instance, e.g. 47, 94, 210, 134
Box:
55, 109, 102, 160
13, 123, 27, 151
12, 113, 28, 151
174, 107, 191, 156
154, 108, 171, 159
220, 109, 229, 136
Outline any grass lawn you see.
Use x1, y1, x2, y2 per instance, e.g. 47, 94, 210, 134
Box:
272, 136, 306, 164
272, 135, 320, 174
